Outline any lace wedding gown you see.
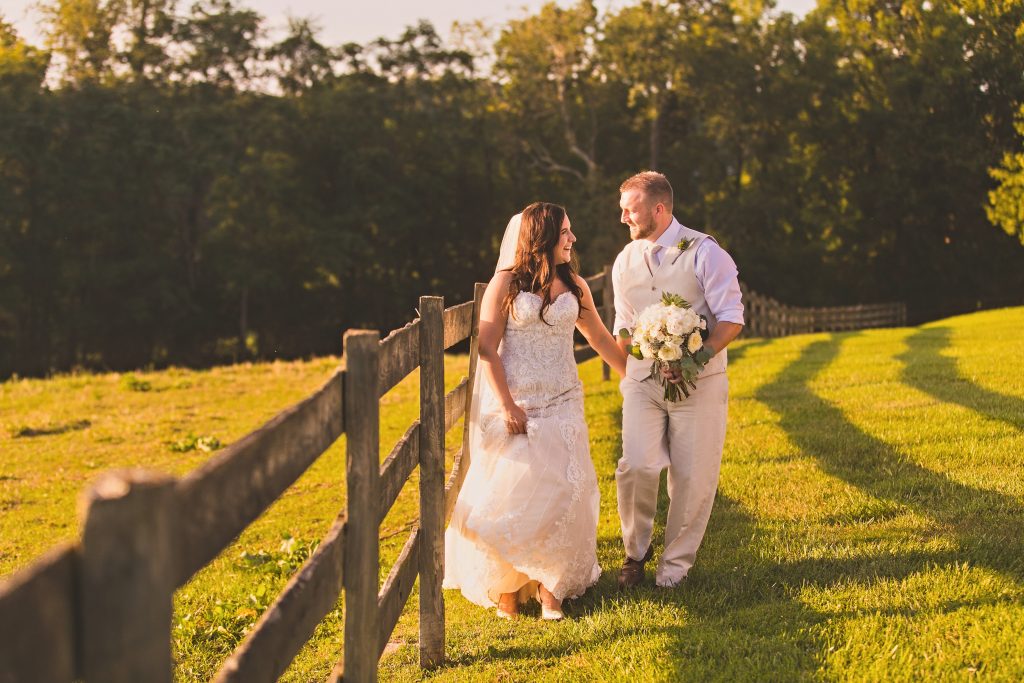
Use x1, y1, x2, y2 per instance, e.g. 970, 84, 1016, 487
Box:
443, 291, 601, 607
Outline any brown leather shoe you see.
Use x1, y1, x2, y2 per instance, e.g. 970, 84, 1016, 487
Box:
617, 545, 654, 590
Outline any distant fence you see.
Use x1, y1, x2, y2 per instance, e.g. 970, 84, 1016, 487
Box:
0, 271, 615, 683
740, 283, 906, 338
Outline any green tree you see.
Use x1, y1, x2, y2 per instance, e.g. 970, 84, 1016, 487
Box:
266, 17, 335, 95
599, 0, 683, 171
805, 0, 1024, 313
40, 0, 123, 82
988, 105, 1024, 245
172, 0, 262, 88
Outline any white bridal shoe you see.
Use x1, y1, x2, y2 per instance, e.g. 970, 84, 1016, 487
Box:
541, 604, 564, 621
538, 586, 564, 620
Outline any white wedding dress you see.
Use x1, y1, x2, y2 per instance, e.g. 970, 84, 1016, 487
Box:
443, 290, 601, 607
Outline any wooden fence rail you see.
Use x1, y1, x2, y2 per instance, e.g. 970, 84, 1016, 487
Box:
740, 283, 906, 338
0, 263, 902, 683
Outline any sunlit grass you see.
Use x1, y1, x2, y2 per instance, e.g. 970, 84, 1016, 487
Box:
2, 308, 1022, 680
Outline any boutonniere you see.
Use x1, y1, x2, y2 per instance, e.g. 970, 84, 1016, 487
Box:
670, 237, 695, 264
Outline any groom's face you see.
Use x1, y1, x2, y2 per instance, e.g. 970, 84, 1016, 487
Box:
619, 190, 658, 240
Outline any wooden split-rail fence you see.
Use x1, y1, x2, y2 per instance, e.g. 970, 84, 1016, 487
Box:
739, 284, 906, 338
0, 261, 903, 683
0, 270, 616, 683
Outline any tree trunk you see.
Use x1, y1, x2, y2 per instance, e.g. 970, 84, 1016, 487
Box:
238, 285, 249, 361
649, 102, 661, 171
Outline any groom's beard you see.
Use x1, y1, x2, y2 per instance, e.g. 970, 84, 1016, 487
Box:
629, 217, 657, 240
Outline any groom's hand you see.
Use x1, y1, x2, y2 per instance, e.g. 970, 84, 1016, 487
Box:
659, 365, 683, 384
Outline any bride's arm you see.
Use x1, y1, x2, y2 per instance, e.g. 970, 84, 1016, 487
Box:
573, 276, 627, 378
477, 271, 528, 434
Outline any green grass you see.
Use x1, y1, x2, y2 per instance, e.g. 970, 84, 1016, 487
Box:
2, 307, 1023, 680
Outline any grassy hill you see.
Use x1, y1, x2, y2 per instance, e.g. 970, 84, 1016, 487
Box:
2, 307, 1022, 680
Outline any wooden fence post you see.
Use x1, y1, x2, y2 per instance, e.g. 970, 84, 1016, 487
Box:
340, 330, 381, 683
461, 283, 487, 474
78, 469, 177, 683
418, 296, 445, 668
601, 264, 614, 381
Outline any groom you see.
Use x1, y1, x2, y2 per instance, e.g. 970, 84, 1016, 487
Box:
612, 171, 744, 589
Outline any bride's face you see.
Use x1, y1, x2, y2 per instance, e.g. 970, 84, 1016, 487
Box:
552, 215, 576, 265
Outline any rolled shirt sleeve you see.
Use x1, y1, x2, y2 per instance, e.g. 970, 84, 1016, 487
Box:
695, 239, 744, 326
612, 252, 636, 335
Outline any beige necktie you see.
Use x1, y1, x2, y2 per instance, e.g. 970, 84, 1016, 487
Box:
645, 244, 663, 273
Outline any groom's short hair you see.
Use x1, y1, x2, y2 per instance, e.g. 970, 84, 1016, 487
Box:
620, 171, 673, 211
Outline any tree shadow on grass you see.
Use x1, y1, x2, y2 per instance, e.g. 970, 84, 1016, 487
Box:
899, 326, 1024, 432
438, 333, 1022, 678
726, 337, 772, 366
450, 493, 965, 679
756, 333, 1024, 583
656, 490, 983, 681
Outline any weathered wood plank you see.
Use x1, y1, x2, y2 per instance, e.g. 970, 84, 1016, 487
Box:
418, 296, 446, 668
341, 330, 381, 683
443, 448, 466, 525
443, 300, 475, 349
377, 528, 422, 658
444, 378, 469, 433
574, 344, 597, 364
175, 370, 344, 586
379, 320, 421, 397
457, 283, 487, 492
79, 470, 176, 683
0, 544, 79, 683
213, 513, 347, 683
601, 264, 614, 381
378, 422, 420, 522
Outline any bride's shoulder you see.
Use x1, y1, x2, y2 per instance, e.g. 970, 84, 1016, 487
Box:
485, 269, 516, 300
570, 272, 592, 292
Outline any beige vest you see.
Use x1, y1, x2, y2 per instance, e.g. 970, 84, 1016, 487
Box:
617, 225, 728, 382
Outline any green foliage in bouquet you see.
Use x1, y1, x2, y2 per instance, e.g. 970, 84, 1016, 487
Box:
618, 327, 645, 360
661, 292, 691, 308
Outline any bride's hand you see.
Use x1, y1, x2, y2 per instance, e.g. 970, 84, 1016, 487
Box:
502, 403, 529, 434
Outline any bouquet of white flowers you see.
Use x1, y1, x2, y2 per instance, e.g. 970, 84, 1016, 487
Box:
619, 292, 713, 401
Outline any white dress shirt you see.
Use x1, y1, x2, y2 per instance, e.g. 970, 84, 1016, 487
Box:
613, 218, 745, 333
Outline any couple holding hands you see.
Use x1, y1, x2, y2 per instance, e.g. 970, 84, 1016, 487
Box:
444, 171, 744, 620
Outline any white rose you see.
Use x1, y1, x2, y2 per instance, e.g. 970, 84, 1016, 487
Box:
683, 309, 700, 330
639, 342, 656, 359
638, 307, 661, 327
658, 343, 682, 361
687, 332, 703, 353
665, 313, 686, 336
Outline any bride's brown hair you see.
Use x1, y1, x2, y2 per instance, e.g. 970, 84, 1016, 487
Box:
501, 202, 585, 324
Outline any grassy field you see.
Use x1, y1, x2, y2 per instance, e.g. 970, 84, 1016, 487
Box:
2, 307, 1023, 680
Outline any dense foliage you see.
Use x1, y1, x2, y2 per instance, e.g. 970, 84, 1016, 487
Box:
1, 0, 1022, 377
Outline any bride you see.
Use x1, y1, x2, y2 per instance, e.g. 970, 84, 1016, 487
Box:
443, 202, 627, 620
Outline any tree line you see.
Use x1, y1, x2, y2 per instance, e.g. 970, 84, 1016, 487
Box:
1, 0, 1023, 378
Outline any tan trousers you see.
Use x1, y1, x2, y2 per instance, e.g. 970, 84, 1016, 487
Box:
616, 372, 728, 586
